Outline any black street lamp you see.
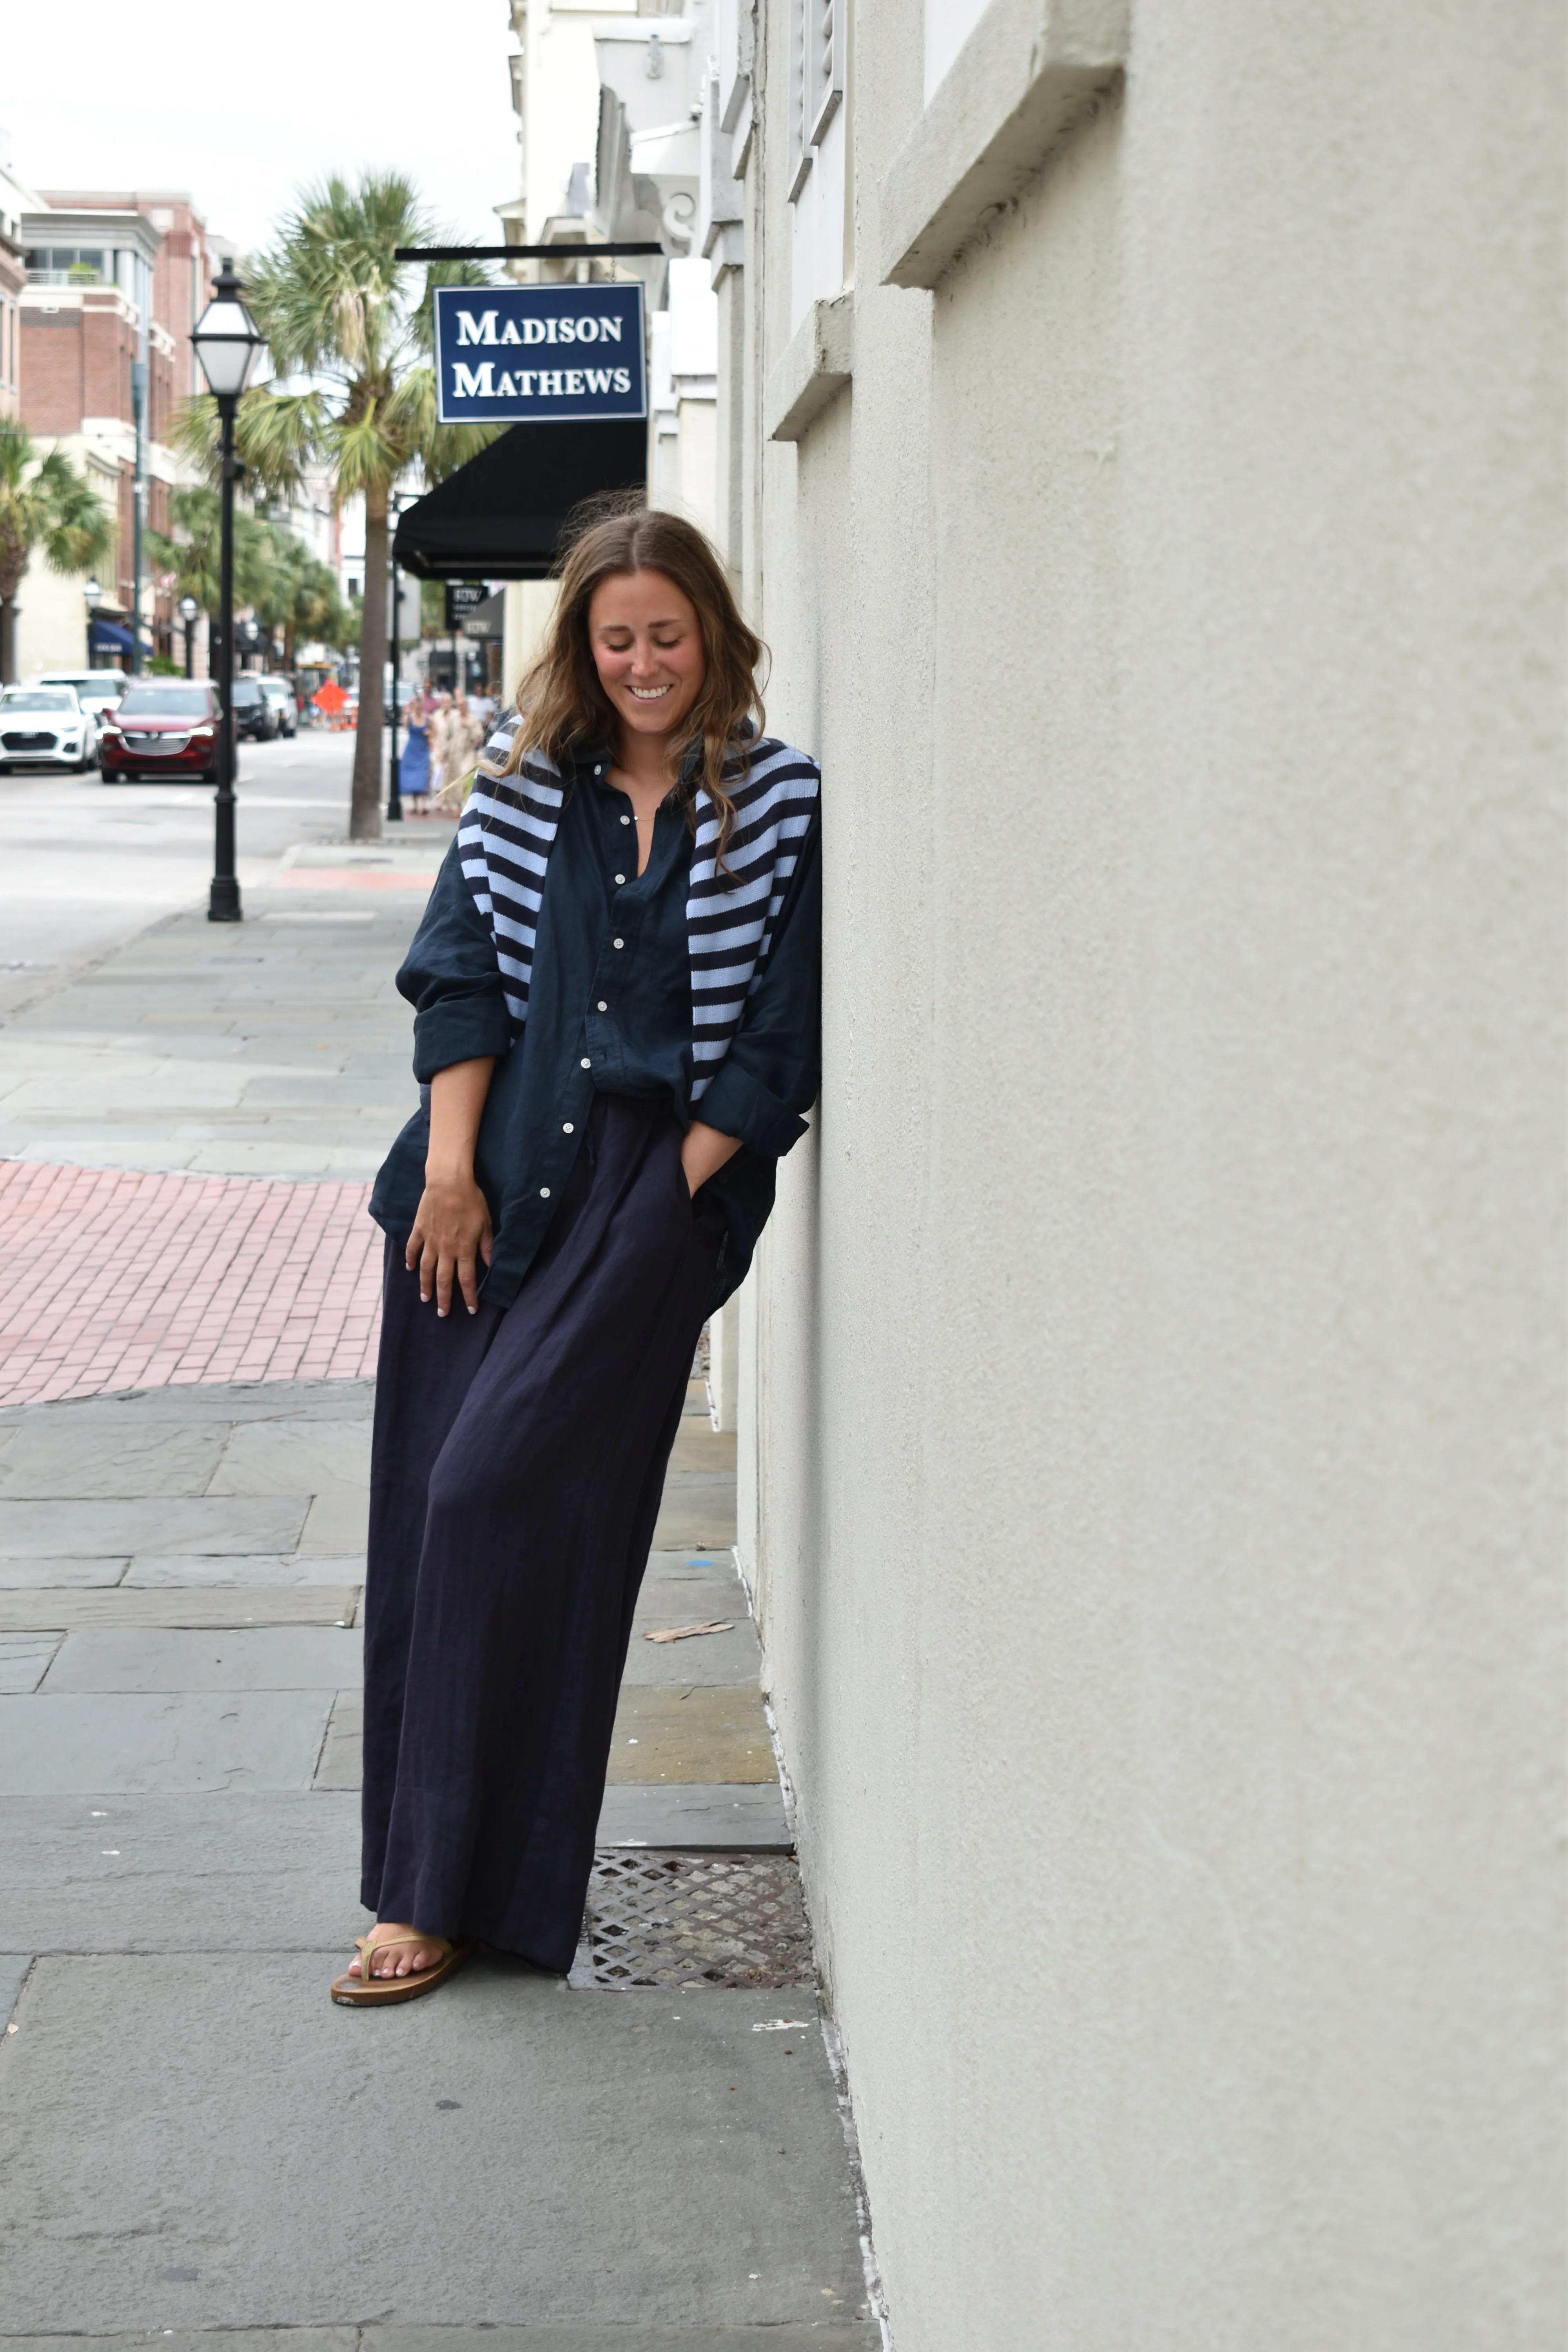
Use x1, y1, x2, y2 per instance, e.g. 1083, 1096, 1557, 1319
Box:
386, 492, 417, 826
83, 576, 101, 671
180, 594, 199, 680
191, 258, 265, 924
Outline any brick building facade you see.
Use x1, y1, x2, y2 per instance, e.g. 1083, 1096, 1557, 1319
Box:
15, 191, 212, 671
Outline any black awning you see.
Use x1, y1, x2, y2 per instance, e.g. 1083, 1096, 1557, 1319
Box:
393, 419, 647, 581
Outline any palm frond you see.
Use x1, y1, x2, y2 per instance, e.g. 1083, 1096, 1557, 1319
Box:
385, 368, 504, 483
327, 402, 408, 499
168, 394, 221, 481
248, 171, 431, 379
408, 255, 495, 358
236, 388, 325, 498
170, 387, 326, 501
0, 426, 38, 494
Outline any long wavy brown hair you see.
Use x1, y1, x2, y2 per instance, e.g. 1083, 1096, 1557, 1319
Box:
496, 502, 765, 867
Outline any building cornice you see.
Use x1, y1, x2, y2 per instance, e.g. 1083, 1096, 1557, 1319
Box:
878, 0, 1125, 289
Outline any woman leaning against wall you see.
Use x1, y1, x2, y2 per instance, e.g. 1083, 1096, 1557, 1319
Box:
330, 506, 822, 2002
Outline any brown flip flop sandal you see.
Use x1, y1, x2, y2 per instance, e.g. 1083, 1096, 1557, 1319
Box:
330, 1930, 477, 2007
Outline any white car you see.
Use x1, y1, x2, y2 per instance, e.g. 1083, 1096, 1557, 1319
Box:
29, 667, 128, 721
0, 684, 98, 773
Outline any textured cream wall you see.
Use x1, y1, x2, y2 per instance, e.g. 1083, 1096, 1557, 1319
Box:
742, 3, 1566, 2347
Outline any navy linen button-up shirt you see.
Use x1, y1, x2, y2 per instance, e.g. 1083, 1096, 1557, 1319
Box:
368, 754, 822, 1310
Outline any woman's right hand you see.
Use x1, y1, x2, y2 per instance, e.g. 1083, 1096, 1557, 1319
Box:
407, 1168, 494, 1317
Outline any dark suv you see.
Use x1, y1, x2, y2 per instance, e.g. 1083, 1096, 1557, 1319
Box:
232, 677, 279, 741
99, 682, 220, 782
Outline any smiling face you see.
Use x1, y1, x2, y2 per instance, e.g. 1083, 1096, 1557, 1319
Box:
587, 568, 706, 759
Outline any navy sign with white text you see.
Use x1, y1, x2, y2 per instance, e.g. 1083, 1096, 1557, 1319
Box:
433, 283, 647, 425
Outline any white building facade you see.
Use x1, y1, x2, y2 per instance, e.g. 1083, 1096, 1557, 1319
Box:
690, 2, 1566, 2348
497, 0, 728, 686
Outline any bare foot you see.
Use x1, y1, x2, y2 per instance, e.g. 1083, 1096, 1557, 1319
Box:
348, 1923, 446, 1980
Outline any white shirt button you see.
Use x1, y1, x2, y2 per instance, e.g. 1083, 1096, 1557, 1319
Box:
613, 938, 624, 949
620, 813, 630, 825
539, 1187, 551, 1199
580, 1056, 591, 1068
562, 1122, 574, 1134
597, 999, 607, 1011
593, 764, 602, 775
614, 874, 626, 885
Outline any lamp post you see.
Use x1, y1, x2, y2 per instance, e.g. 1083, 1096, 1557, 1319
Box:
388, 543, 403, 824
83, 576, 101, 671
191, 258, 265, 924
386, 493, 416, 826
180, 594, 199, 680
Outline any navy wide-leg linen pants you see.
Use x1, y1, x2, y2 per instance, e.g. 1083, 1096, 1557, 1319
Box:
361, 1094, 724, 1973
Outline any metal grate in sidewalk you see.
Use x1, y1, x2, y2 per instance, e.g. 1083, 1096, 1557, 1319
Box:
583, 1850, 814, 1989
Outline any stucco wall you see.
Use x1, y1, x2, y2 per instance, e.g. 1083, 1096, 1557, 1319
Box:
740, 3, 1565, 2346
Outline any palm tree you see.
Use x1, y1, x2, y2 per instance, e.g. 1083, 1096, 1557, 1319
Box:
171, 173, 495, 838
0, 428, 115, 683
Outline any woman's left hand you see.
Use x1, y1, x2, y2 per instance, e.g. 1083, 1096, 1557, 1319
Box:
680, 1119, 743, 1198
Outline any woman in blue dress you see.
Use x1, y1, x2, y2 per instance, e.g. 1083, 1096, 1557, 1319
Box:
399, 690, 432, 814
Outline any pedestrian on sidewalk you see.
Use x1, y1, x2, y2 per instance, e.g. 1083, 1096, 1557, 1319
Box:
335, 506, 821, 2003
426, 688, 456, 801
400, 689, 433, 815
429, 690, 481, 817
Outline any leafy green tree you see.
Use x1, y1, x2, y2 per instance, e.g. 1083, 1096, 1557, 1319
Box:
171, 173, 495, 837
146, 485, 223, 615
250, 521, 352, 665
0, 428, 115, 683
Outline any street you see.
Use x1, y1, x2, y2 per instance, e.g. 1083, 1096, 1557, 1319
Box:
0, 731, 370, 1017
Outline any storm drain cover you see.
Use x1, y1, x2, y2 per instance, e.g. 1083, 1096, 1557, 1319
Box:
583, 1850, 813, 1989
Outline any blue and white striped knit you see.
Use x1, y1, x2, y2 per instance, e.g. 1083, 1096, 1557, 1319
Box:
457, 717, 820, 1102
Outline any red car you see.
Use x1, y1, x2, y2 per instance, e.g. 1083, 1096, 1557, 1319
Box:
98, 682, 220, 782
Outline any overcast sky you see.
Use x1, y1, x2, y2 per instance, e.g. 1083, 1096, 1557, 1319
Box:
2, 0, 521, 258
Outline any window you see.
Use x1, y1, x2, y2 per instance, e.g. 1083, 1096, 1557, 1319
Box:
789, 0, 845, 200
806, 0, 844, 144
118, 686, 212, 718
25, 246, 107, 284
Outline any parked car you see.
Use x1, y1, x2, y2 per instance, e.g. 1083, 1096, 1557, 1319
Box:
98, 681, 219, 783
231, 676, 279, 741
29, 668, 128, 721
258, 676, 298, 738
0, 684, 98, 773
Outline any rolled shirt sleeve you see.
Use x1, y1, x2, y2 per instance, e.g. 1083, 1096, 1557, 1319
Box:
692, 811, 821, 1158
396, 842, 517, 1083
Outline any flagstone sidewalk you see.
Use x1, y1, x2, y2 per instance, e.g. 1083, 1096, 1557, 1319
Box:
0, 869, 883, 2350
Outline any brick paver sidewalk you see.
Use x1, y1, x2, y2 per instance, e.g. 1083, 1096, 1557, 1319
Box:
0, 1160, 383, 1405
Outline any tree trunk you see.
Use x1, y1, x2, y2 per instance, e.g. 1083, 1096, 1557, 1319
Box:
0, 595, 14, 686
350, 483, 388, 841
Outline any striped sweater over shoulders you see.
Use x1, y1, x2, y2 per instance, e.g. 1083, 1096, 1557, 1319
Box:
457, 715, 820, 1102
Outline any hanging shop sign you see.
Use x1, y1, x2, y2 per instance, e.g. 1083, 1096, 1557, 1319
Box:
444, 580, 491, 629
433, 283, 647, 425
